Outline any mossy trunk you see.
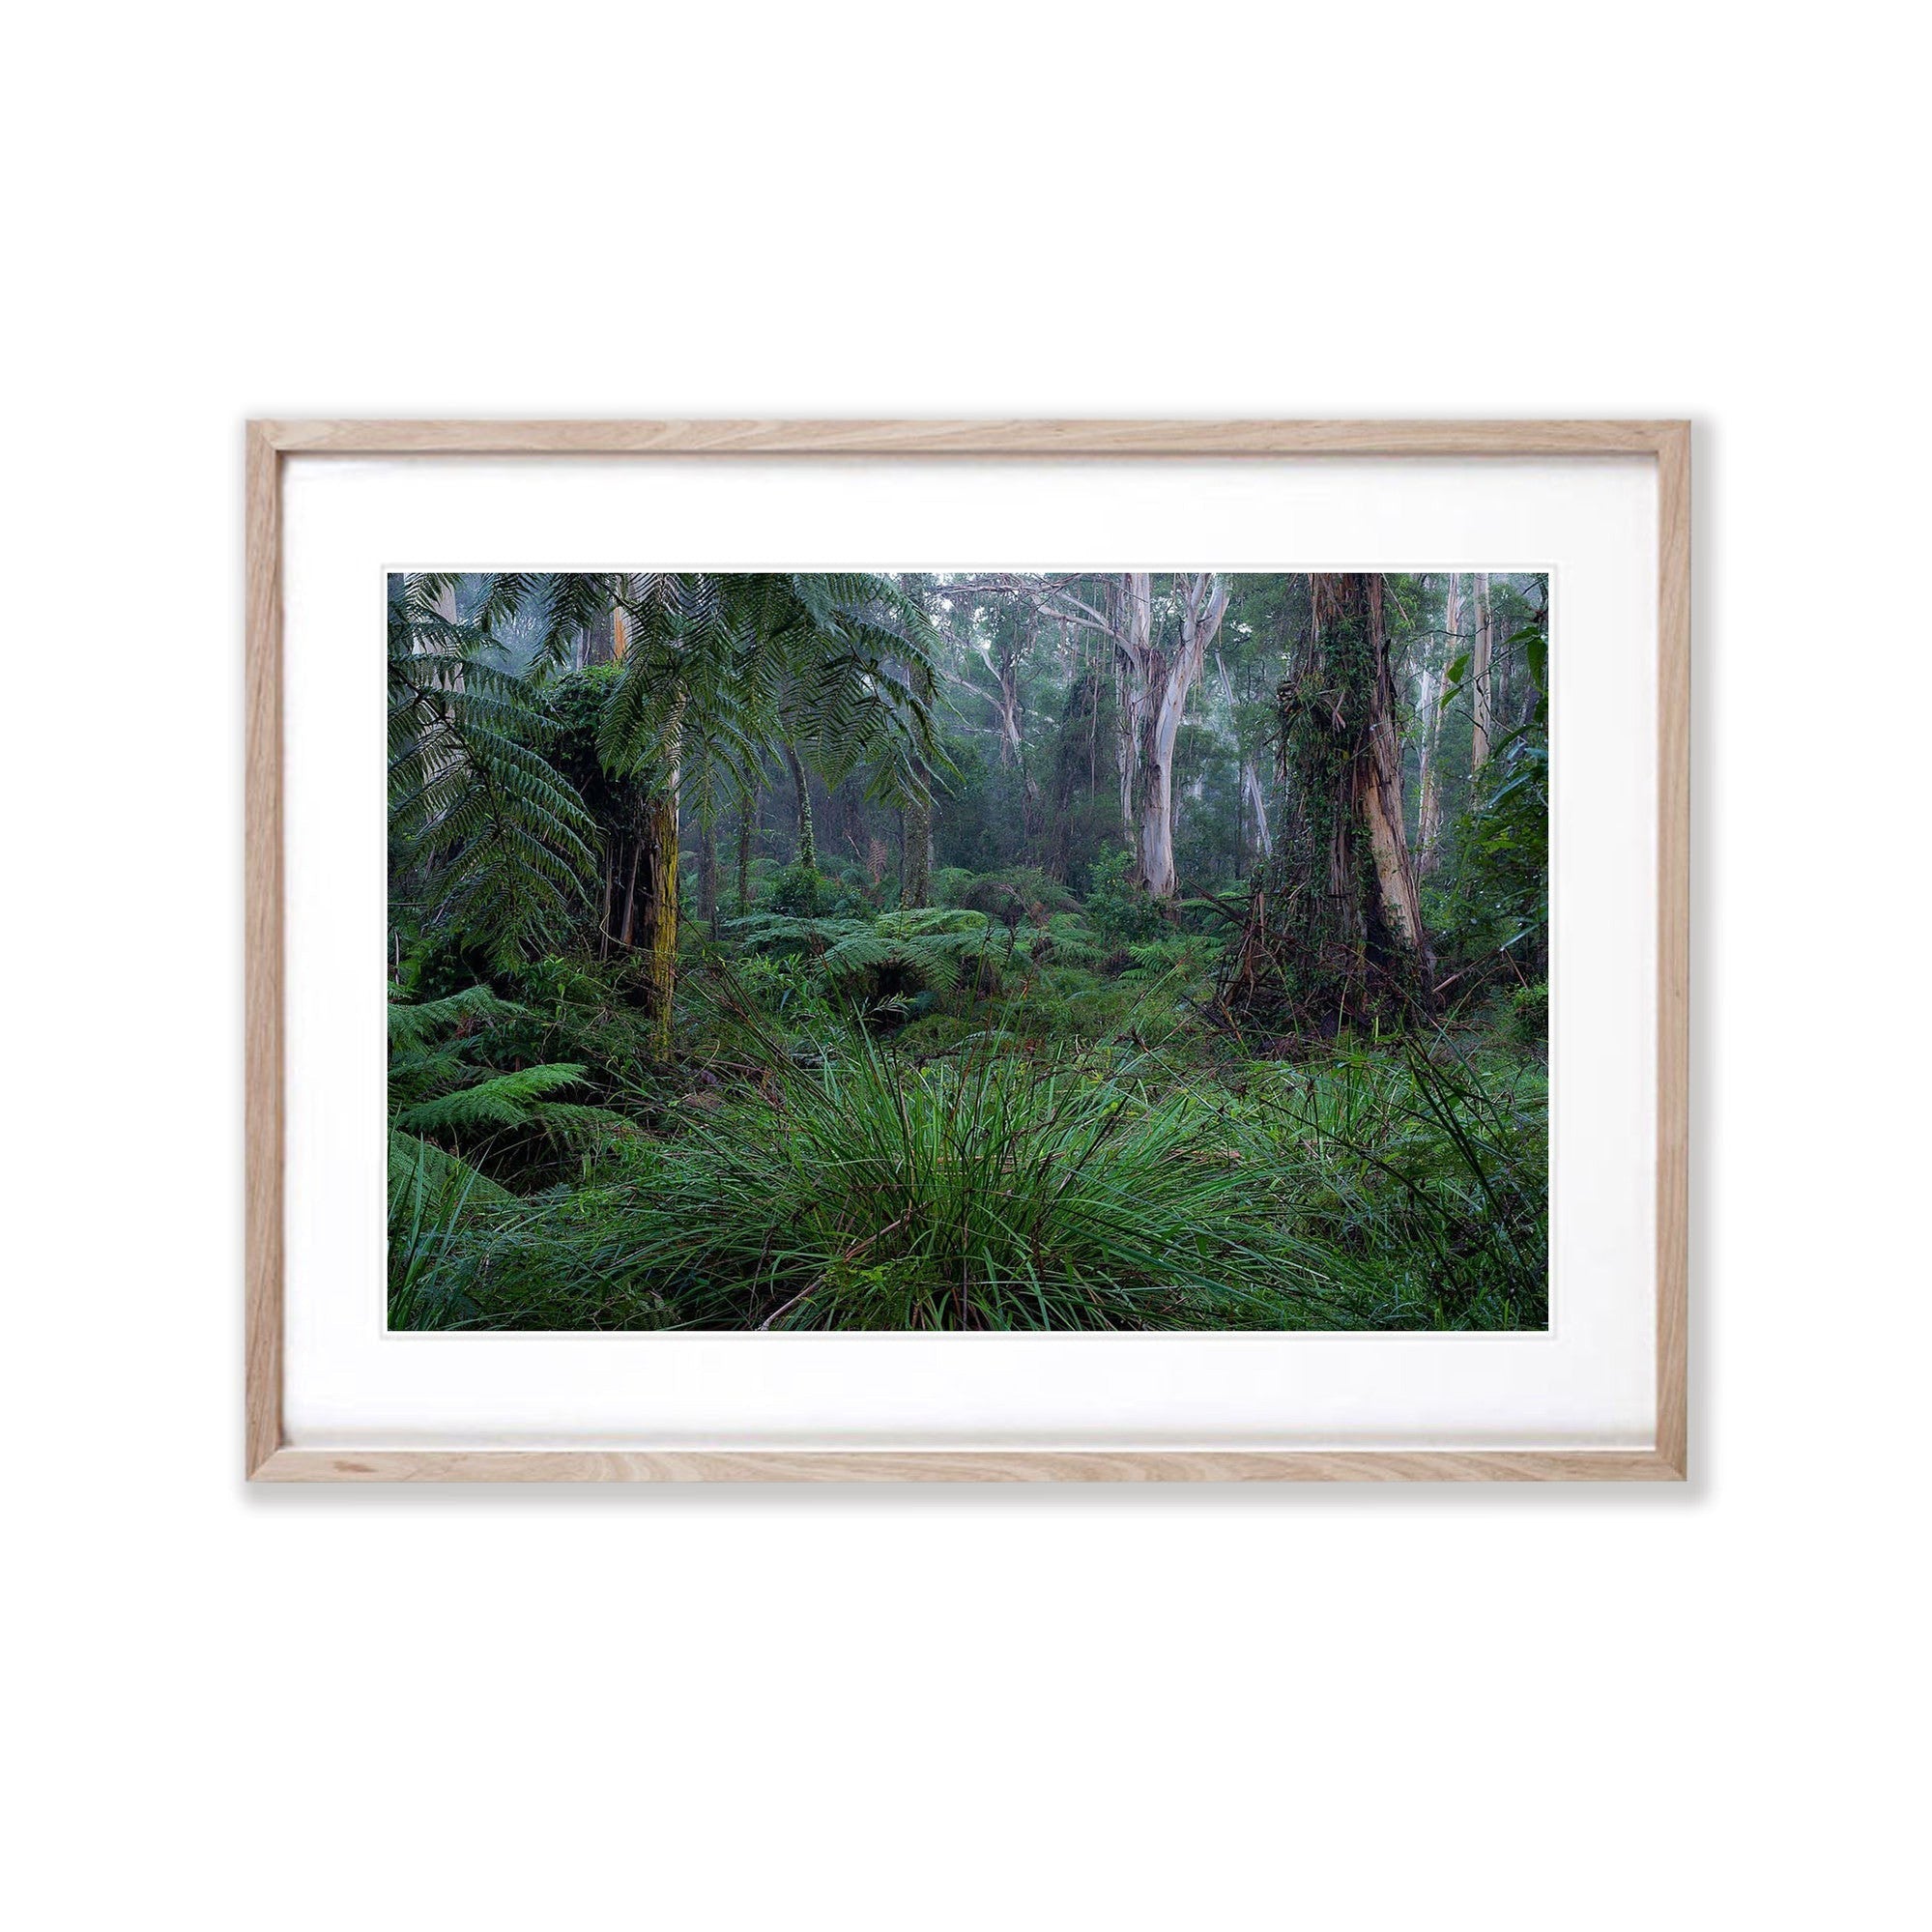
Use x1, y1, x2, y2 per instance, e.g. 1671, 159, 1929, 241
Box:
784, 744, 817, 872
1231, 573, 1430, 1031
609, 790, 678, 1053
614, 703, 682, 1055
901, 790, 932, 908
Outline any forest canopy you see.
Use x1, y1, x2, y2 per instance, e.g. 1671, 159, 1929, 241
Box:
388, 568, 1548, 1332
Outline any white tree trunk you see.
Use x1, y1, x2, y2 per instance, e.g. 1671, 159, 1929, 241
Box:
1111, 573, 1151, 861
1132, 573, 1228, 899
1216, 649, 1273, 862
956, 570, 1225, 901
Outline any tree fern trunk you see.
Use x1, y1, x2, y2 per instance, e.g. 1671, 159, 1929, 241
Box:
784, 744, 817, 871
901, 786, 932, 908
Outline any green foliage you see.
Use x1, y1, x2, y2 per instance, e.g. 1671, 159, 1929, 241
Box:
1440, 723, 1548, 968
390, 569, 944, 970
726, 907, 995, 1006
1505, 981, 1549, 1046
1235, 1040, 1547, 1326
388, 579, 600, 970
408, 1024, 1370, 1331
387, 573, 1549, 1335
765, 859, 825, 915
396, 1003, 1547, 1334
591, 571, 942, 812
386, 985, 635, 1269
386, 983, 524, 1052
1085, 849, 1168, 943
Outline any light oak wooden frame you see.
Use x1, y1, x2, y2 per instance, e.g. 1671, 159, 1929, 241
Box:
246, 418, 1689, 1484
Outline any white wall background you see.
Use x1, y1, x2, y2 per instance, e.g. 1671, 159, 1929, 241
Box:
6, 5, 1925, 1928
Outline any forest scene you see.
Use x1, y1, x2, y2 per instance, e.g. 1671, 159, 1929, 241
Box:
389, 568, 1548, 1332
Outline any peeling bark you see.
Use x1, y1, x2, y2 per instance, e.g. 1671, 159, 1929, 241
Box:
1108, 572, 1227, 899
1241, 573, 1433, 1028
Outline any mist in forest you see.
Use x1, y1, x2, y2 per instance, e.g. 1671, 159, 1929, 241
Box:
389, 569, 1548, 1332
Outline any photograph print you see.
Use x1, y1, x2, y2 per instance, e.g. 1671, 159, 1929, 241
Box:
388, 568, 1548, 1332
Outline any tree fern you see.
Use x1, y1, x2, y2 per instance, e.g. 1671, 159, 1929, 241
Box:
388, 575, 599, 967
390, 571, 943, 973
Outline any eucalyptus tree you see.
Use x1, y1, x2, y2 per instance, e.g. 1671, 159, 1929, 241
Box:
1226, 572, 1431, 1029
1299, 572, 1427, 963
935, 571, 1227, 901
1095, 572, 1228, 899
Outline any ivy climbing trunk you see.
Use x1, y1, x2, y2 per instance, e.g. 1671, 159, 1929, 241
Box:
1238, 573, 1430, 1029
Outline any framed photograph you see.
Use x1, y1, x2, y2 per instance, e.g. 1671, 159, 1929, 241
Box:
246, 419, 1688, 1482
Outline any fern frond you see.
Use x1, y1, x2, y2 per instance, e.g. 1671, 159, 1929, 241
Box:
387, 985, 528, 1050
395, 1062, 589, 1135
